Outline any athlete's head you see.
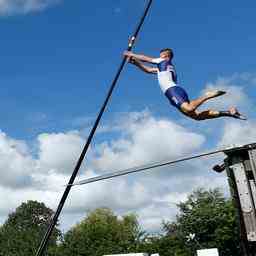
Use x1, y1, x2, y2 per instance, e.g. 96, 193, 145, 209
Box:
160, 48, 174, 60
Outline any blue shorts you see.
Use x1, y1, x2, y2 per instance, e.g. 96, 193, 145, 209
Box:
165, 86, 190, 109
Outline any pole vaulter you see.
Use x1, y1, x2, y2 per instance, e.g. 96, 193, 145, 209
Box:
35, 1, 154, 255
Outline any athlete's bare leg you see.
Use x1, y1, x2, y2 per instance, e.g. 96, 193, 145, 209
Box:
181, 90, 226, 114
181, 107, 247, 121
185, 109, 221, 120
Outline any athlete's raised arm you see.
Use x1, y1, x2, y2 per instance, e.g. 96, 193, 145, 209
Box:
124, 51, 157, 64
128, 57, 158, 74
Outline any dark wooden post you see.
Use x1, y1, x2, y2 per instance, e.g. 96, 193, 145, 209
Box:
222, 144, 256, 256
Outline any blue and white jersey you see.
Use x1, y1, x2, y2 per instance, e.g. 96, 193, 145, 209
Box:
152, 58, 177, 93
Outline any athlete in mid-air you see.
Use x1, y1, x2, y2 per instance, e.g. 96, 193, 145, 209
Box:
124, 48, 246, 121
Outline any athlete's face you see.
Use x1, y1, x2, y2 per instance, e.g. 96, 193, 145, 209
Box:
160, 50, 170, 59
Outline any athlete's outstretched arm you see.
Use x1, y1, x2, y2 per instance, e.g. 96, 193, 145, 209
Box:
124, 51, 156, 64
129, 57, 158, 74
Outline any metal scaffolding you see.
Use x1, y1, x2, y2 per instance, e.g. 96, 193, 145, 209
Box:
214, 143, 256, 256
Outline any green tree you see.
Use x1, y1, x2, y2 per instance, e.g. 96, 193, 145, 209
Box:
58, 208, 145, 256
0, 200, 61, 256
163, 188, 240, 256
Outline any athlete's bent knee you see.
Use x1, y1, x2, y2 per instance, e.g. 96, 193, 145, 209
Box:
193, 115, 205, 121
190, 114, 204, 121
181, 110, 203, 121
192, 111, 208, 121
181, 103, 195, 113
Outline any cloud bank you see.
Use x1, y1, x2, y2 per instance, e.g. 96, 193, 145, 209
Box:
0, 110, 226, 232
0, 0, 60, 15
0, 73, 255, 232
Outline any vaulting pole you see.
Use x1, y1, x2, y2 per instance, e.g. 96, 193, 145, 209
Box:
35, 1, 153, 255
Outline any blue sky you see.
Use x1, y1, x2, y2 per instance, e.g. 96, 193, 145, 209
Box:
1, 0, 255, 139
0, 0, 256, 233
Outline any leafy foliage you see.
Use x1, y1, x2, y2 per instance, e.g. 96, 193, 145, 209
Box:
163, 188, 240, 256
0, 200, 60, 256
0, 188, 241, 256
57, 208, 145, 256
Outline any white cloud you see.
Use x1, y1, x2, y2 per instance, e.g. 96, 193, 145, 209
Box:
0, 0, 60, 15
219, 120, 256, 147
92, 111, 205, 172
0, 131, 35, 188
0, 186, 60, 215
201, 76, 252, 113
1, 72, 254, 231
37, 131, 84, 175
0, 110, 231, 232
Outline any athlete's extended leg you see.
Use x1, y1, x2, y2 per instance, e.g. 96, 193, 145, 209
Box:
163, 86, 244, 120
183, 107, 247, 121
187, 110, 220, 120
181, 90, 226, 114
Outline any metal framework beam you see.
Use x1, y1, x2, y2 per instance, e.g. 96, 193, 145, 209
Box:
223, 143, 256, 256
69, 143, 256, 187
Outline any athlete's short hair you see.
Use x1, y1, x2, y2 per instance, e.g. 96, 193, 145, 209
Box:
160, 48, 174, 59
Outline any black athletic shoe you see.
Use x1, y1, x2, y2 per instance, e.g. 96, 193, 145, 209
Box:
231, 112, 247, 120
205, 90, 226, 99
219, 108, 247, 120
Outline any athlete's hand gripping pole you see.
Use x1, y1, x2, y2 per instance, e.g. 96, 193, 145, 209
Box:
128, 36, 136, 48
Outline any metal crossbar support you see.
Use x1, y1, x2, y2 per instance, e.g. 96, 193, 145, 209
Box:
69, 149, 224, 187
69, 143, 256, 187
35, 1, 154, 255
222, 143, 256, 256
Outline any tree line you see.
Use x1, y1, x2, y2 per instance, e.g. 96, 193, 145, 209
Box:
0, 188, 241, 256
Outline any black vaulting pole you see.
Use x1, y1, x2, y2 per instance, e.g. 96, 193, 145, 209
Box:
35, 1, 154, 255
